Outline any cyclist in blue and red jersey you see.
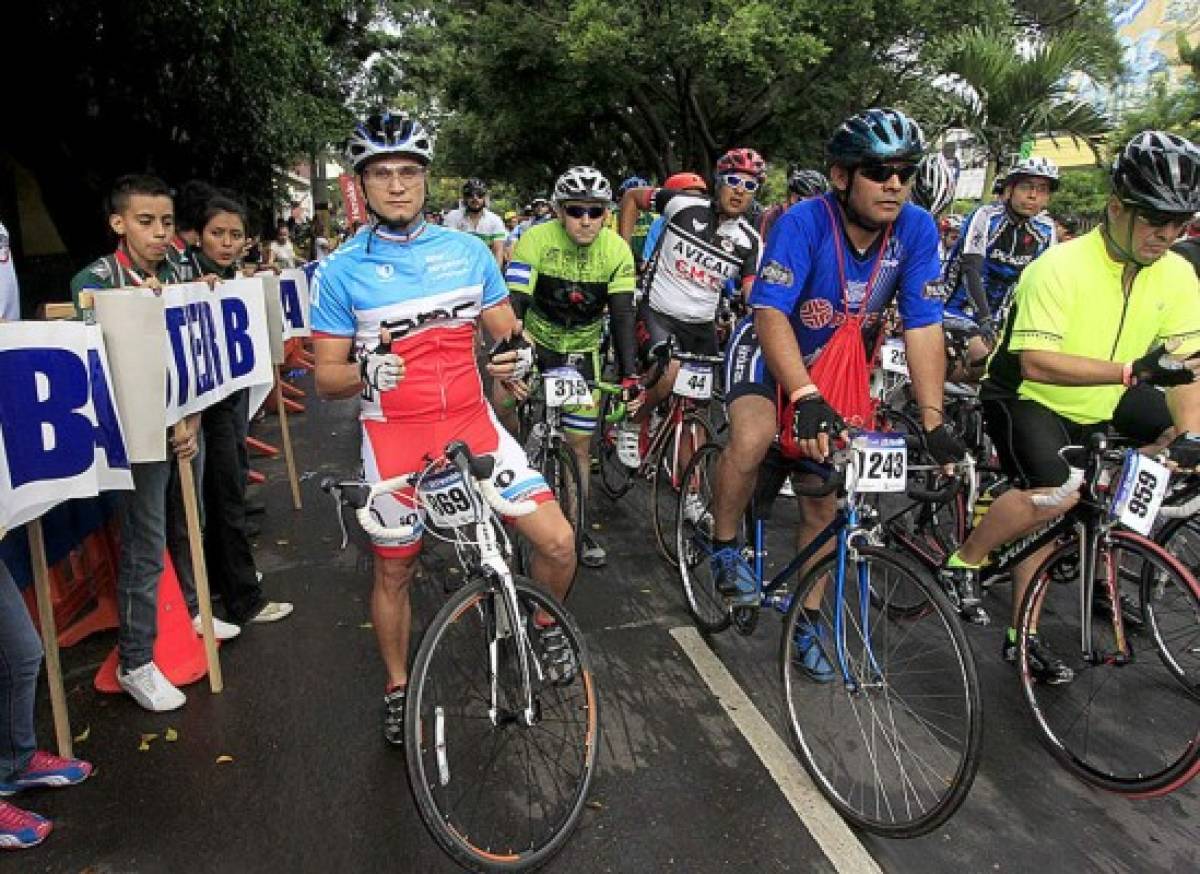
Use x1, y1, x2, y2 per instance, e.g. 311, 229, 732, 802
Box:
310, 111, 577, 746
711, 108, 964, 679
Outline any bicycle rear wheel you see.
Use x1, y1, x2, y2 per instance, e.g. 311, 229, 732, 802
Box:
781, 545, 982, 837
406, 577, 600, 871
1150, 516, 1200, 693
1018, 531, 1200, 797
674, 443, 732, 634
652, 410, 714, 565
517, 445, 583, 578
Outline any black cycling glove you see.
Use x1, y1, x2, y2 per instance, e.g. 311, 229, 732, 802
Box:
925, 424, 966, 465
1131, 344, 1195, 387
791, 395, 843, 442
490, 333, 534, 381
1167, 433, 1200, 469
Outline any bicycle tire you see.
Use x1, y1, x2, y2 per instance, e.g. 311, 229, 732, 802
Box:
596, 391, 635, 500
652, 411, 714, 565
781, 545, 982, 837
1017, 531, 1200, 797
1151, 515, 1200, 695
516, 445, 583, 578
674, 443, 733, 634
406, 576, 600, 871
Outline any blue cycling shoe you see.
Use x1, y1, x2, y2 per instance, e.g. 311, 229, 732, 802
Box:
710, 547, 759, 607
792, 620, 835, 683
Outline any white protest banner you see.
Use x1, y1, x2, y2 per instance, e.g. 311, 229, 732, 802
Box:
92, 280, 274, 461
0, 321, 133, 533
256, 272, 287, 366
278, 268, 311, 338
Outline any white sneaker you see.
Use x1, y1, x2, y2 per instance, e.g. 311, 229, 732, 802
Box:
249, 601, 294, 623
192, 614, 241, 641
117, 662, 186, 712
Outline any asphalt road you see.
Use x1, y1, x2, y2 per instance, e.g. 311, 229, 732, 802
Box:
12, 375, 1199, 873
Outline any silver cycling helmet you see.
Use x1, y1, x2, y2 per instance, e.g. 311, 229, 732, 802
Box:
553, 166, 612, 203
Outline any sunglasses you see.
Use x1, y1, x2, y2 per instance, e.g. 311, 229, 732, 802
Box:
718, 173, 760, 192
563, 204, 606, 220
465, 190, 487, 198
857, 163, 918, 184
1132, 207, 1192, 230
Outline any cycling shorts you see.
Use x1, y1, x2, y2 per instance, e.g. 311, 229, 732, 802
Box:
981, 386, 1170, 489
636, 299, 718, 366
361, 403, 553, 558
533, 345, 602, 435
723, 315, 777, 405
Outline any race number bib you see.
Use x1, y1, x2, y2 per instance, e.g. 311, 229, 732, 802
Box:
673, 363, 713, 400
544, 367, 591, 407
851, 433, 907, 493
419, 469, 481, 529
1110, 452, 1169, 536
881, 339, 909, 376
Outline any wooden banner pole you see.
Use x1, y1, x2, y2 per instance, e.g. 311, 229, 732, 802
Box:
174, 421, 223, 693
28, 519, 73, 758
275, 369, 303, 510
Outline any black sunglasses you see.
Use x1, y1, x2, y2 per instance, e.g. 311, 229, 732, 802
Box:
857, 163, 918, 184
1133, 206, 1192, 230
465, 190, 487, 198
563, 204, 606, 220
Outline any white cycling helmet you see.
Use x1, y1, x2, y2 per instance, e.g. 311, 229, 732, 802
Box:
912, 153, 957, 215
345, 110, 434, 171
553, 166, 612, 203
1005, 156, 1060, 190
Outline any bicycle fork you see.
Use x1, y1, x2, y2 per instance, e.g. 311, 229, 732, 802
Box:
833, 508, 884, 692
476, 519, 539, 727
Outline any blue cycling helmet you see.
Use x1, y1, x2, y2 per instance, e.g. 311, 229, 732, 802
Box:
827, 108, 925, 166
619, 175, 649, 194
346, 110, 434, 171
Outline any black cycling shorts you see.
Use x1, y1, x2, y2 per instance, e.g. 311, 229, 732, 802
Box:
981, 385, 1171, 489
636, 300, 718, 366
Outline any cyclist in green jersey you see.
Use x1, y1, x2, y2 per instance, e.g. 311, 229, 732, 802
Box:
940, 131, 1200, 683
498, 166, 642, 567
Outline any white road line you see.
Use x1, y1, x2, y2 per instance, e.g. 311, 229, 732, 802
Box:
669, 625, 882, 874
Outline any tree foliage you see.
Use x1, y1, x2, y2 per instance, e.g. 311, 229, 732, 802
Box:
3, 1, 389, 258
387, 0, 1018, 195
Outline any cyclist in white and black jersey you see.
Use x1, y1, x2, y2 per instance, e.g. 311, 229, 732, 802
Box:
618, 148, 764, 411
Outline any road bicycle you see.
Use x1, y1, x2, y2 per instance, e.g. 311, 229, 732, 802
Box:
322, 440, 600, 871
675, 434, 982, 836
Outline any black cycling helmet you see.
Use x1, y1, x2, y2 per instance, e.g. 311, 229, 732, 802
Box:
827, 108, 925, 166
788, 168, 829, 198
1111, 131, 1200, 213
463, 177, 488, 196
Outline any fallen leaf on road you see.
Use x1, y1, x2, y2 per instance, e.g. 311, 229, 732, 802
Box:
640, 588, 651, 594
74, 726, 91, 744
216, 755, 234, 764
585, 800, 604, 810
165, 728, 179, 742
359, 622, 373, 629
275, 540, 289, 546
591, 523, 601, 531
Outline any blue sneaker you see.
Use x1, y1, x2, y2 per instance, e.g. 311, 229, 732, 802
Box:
0, 751, 93, 797
0, 801, 51, 849
710, 547, 759, 606
793, 621, 836, 683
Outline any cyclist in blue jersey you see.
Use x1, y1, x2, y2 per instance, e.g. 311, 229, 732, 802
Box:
942, 156, 1059, 372
711, 108, 965, 680
310, 111, 577, 746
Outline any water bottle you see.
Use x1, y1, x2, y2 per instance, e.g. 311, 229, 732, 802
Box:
616, 421, 641, 468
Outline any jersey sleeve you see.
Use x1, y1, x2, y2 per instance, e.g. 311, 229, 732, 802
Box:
739, 228, 762, 288
1155, 258, 1200, 357
896, 210, 944, 330
504, 230, 538, 298
961, 207, 991, 258
481, 213, 507, 242
607, 235, 637, 295
479, 241, 508, 308
747, 210, 815, 314
640, 217, 664, 260
309, 262, 356, 337
1006, 255, 1068, 353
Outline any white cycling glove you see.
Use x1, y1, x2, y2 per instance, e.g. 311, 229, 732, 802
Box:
360, 349, 404, 392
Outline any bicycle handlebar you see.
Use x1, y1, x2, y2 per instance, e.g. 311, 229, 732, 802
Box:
1160, 492, 1200, 519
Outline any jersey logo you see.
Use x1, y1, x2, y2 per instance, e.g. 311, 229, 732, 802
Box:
760, 260, 794, 287
376, 264, 395, 280
692, 219, 708, 232
798, 298, 833, 329
718, 237, 734, 253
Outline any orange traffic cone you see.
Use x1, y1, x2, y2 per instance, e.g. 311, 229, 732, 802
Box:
94, 551, 215, 693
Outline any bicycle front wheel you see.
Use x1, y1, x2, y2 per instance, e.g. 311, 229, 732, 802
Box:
781, 546, 982, 837
1018, 532, 1200, 797
674, 443, 733, 634
1150, 516, 1200, 693
406, 577, 601, 871
652, 410, 714, 565
596, 392, 634, 500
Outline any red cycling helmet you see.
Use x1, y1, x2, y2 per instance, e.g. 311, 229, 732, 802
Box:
715, 148, 766, 181
664, 171, 708, 192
